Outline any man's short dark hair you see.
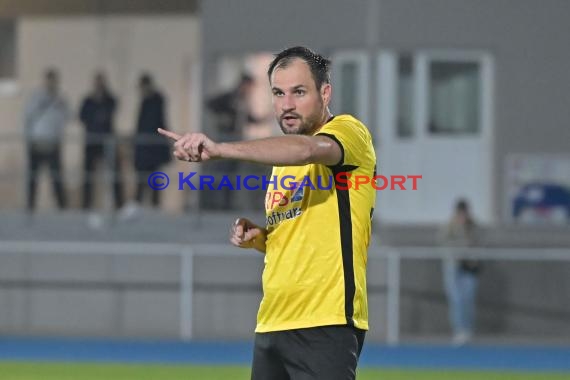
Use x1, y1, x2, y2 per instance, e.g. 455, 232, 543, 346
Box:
45, 68, 58, 80
267, 46, 331, 89
139, 73, 153, 87
456, 198, 469, 212
240, 72, 254, 84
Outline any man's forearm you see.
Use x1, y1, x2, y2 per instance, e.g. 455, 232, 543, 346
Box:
218, 135, 337, 166
219, 136, 312, 166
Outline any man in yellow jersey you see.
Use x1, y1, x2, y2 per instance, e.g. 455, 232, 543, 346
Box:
159, 46, 376, 380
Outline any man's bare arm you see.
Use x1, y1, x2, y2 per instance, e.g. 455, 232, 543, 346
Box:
219, 135, 341, 166
157, 129, 342, 167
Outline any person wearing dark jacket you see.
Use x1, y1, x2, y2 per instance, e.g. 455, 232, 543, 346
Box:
206, 73, 256, 143
205, 73, 267, 210
133, 73, 170, 207
79, 72, 124, 213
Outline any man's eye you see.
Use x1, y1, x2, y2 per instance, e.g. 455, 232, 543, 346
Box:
295, 90, 305, 96
273, 91, 284, 97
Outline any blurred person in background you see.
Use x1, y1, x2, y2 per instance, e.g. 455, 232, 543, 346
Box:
120, 73, 171, 220
79, 72, 124, 227
440, 198, 481, 345
23, 68, 69, 214
206, 72, 257, 143
159, 46, 375, 380
205, 73, 268, 210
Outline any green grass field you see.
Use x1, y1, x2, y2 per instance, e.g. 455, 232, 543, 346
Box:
0, 362, 567, 380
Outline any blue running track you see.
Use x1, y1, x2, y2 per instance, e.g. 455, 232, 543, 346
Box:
0, 338, 569, 372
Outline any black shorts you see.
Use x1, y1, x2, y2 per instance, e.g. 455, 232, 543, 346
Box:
251, 324, 366, 380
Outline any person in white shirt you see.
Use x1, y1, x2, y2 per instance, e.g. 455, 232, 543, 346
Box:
24, 68, 70, 212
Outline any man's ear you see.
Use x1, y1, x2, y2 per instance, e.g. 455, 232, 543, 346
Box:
321, 83, 332, 106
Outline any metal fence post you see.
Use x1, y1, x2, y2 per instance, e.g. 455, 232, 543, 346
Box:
180, 247, 194, 340
386, 249, 401, 345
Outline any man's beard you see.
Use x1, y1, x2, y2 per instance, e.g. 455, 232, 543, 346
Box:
278, 100, 325, 136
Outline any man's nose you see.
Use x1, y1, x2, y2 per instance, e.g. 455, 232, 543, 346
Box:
281, 94, 295, 112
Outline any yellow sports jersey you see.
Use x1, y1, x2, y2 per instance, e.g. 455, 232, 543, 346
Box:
256, 114, 376, 333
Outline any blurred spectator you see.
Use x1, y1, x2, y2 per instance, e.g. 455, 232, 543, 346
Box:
440, 198, 481, 345
206, 73, 258, 142
23, 68, 69, 213
205, 73, 265, 210
120, 73, 171, 220
79, 72, 124, 225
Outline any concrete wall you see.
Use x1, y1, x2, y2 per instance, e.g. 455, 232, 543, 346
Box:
0, 252, 182, 337
202, 0, 370, 54
0, 15, 201, 211
1, 247, 568, 341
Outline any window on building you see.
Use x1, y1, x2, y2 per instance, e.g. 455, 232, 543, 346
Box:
428, 61, 480, 135
331, 51, 370, 130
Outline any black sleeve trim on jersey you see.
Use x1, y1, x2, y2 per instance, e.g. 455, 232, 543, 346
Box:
316, 132, 344, 168
331, 166, 355, 326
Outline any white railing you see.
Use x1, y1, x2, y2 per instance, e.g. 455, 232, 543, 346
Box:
380, 246, 570, 344
0, 241, 569, 343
